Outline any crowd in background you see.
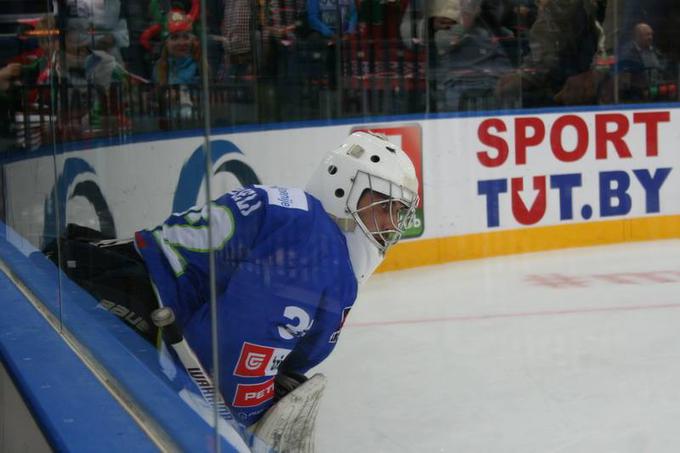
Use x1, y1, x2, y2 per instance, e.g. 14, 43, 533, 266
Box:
0, 0, 679, 150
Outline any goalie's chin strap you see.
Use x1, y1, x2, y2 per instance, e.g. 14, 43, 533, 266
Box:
250, 374, 327, 453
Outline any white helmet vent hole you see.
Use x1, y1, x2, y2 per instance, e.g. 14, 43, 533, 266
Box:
328, 165, 338, 175
370, 155, 380, 163
335, 188, 345, 198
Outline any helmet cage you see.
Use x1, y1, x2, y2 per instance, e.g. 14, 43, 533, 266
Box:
347, 171, 419, 253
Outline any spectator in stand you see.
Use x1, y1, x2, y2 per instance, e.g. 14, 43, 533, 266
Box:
8, 15, 71, 148
0, 63, 21, 93
0, 62, 21, 149
618, 22, 668, 101
220, 0, 256, 80
399, 0, 460, 112
153, 11, 201, 86
57, 0, 131, 87
473, 0, 518, 60
304, 0, 358, 88
495, 0, 680, 107
13, 15, 62, 106
120, 0, 153, 81
307, 0, 358, 39
171, 0, 224, 82
510, 0, 537, 26
495, 0, 602, 106
260, 0, 308, 119
433, 0, 513, 111
151, 7, 201, 120
399, 0, 459, 51
499, 0, 537, 63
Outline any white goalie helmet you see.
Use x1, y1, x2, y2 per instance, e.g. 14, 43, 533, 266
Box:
306, 131, 419, 282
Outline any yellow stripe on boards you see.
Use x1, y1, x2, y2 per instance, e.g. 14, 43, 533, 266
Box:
378, 215, 680, 272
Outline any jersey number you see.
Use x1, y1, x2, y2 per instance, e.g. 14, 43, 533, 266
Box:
278, 306, 314, 340
156, 203, 235, 275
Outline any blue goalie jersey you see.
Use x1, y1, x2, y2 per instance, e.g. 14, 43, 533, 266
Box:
135, 185, 358, 426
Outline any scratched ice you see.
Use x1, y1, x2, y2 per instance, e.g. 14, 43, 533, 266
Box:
315, 240, 680, 452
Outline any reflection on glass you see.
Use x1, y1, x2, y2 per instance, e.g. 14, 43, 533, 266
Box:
1, 0, 679, 450
0, 1, 678, 151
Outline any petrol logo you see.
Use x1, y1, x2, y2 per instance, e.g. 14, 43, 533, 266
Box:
232, 379, 275, 408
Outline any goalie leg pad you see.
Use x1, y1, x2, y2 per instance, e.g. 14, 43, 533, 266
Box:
250, 373, 327, 453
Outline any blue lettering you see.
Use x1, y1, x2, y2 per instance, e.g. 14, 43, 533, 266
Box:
277, 188, 291, 207
478, 179, 508, 227
550, 174, 582, 220
633, 168, 671, 213
599, 171, 631, 217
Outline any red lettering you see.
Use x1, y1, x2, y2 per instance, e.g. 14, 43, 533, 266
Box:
550, 115, 588, 162
595, 113, 631, 160
633, 111, 670, 157
511, 176, 547, 225
477, 118, 508, 167
514, 117, 545, 165
233, 379, 275, 407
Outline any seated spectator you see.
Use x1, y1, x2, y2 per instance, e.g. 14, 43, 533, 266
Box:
511, 0, 537, 26
433, 0, 513, 111
399, 0, 459, 51
399, 0, 461, 111
618, 22, 668, 100
495, 0, 602, 107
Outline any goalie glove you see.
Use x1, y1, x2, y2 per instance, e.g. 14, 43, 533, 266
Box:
274, 371, 308, 402
250, 372, 327, 453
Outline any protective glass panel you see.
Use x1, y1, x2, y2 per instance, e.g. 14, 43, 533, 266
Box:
0, 2, 63, 326
1, 0, 679, 451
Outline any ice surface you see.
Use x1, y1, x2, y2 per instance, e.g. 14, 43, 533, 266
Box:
316, 240, 680, 452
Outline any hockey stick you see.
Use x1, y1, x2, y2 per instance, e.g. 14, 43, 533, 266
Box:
151, 308, 260, 452
151, 307, 233, 421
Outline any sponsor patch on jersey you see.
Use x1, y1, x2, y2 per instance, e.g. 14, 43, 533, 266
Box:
234, 342, 291, 377
329, 306, 352, 343
262, 186, 309, 211
233, 379, 275, 407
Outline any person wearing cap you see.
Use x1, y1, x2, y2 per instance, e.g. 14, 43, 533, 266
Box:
152, 9, 201, 86
432, 0, 513, 111
147, 7, 202, 121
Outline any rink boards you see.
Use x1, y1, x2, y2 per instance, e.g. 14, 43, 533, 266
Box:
2, 104, 680, 450
2, 104, 680, 271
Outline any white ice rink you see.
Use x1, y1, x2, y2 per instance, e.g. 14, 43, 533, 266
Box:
316, 240, 680, 453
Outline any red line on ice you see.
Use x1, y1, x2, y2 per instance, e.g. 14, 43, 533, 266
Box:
346, 302, 680, 328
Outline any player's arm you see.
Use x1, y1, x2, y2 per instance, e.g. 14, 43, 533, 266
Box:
135, 187, 265, 325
